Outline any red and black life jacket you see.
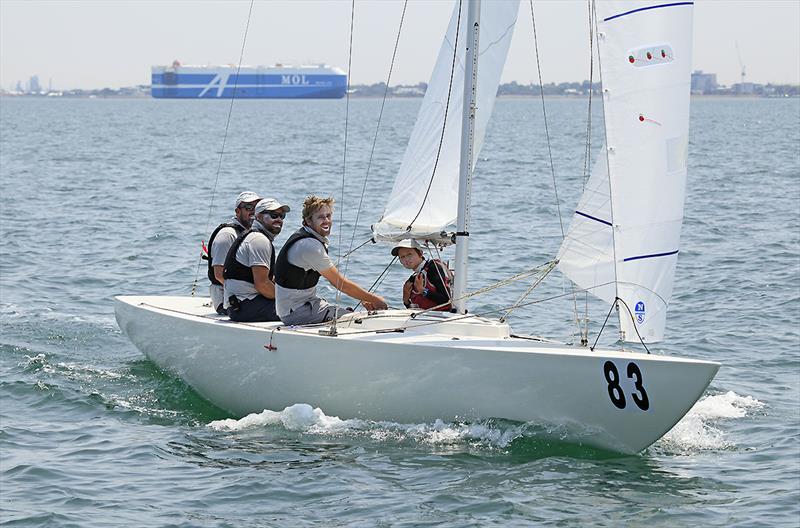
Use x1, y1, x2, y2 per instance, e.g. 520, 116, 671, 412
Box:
408, 259, 453, 311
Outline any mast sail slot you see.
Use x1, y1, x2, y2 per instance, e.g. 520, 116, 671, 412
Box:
558, 0, 694, 343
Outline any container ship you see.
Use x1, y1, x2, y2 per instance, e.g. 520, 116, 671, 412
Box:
151, 61, 347, 99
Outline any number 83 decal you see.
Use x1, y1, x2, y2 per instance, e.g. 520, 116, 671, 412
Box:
603, 360, 650, 411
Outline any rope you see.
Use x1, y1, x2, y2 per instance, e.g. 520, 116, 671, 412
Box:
353, 256, 398, 311
528, 0, 564, 240
590, 297, 651, 354
578, 0, 598, 344
343, 0, 408, 281
322, 282, 616, 337
427, 244, 454, 303
616, 298, 652, 354
191, 0, 255, 296
409, 261, 560, 318
331, 0, 357, 335
590, 0, 622, 330
341, 237, 374, 260
526, 0, 587, 345
498, 260, 557, 322
406, 0, 463, 230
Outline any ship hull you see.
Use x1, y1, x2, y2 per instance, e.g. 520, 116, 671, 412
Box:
151, 66, 347, 99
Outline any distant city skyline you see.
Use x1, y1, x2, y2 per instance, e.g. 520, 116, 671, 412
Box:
2, 1, 798, 91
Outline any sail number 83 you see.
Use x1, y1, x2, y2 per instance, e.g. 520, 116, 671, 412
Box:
603, 361, 650, 411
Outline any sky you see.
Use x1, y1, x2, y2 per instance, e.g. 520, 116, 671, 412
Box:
1, 0, 798, 91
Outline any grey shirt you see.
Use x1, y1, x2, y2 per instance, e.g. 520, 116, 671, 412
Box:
275, 227, 335, 318
208, 217, 245, 309
223, 220, 275, 308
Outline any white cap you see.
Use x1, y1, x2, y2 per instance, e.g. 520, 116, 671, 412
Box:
391, 239, 423, 256
235, 191, 261, 208
255, 198, 291, 215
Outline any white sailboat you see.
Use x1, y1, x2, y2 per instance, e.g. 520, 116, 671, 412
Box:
115, 0, 718, 454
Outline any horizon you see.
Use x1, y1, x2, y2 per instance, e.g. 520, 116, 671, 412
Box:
2, 1, 799, 91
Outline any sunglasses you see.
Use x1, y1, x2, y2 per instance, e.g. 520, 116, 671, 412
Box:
238, 203, 256, 211
263, 211, 286, 219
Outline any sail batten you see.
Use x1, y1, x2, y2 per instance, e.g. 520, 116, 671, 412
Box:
558, 0, 694, 343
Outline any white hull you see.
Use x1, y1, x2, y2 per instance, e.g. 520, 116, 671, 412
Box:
115, 295, 719, 454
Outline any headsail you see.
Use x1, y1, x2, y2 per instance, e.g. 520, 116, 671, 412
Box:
372, 0, 520, 242
558, 1, 694, 343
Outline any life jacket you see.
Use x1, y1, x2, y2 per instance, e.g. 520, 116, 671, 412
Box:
222, 227, 275, 285
206, 222, 245, 286
409, 259, 454, 311
274, 228, 328, 290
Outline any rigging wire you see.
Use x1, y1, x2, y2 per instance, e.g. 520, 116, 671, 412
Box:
590, 297, 651, 354
406, 0, 463, 230
528, 0, 564, 240
428, 244, 454, 303
341, 0, 409, 281
331, 0, 357, 335
526, 0, 585, 340
499, 260, 557, 322
579, 0, 597, 343
352, 256, 398, 311
191, 0, 255, 296
590, 0, 624, 345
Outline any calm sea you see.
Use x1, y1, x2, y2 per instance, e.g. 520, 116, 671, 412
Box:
1, 95, 798, 527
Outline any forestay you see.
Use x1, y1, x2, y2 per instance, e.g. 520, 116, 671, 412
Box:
558, 0, 694, 343
372, 0, 520, 242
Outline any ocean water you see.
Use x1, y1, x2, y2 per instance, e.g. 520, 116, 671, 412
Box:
1, 95, 798, 527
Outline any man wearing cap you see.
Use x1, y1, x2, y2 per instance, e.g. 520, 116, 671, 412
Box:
222, 198, 290, 323
274, 195, 387, 325
393, 239, 453, 311
205, 191, 261, 314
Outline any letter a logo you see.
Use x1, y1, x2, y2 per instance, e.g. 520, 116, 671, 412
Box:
198, 73, 230, 98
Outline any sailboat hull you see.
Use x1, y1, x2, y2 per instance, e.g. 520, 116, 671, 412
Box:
115, 295, 718, 454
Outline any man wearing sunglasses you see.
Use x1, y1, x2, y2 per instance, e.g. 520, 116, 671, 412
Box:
205, 191, 260, 314
223, 198, 290, 322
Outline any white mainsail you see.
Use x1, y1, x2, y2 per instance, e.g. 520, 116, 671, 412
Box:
372, 0, 520, 242
558, 1, 694, 343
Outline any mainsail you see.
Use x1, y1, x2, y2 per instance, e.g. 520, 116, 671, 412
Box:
558, 1, 694, 343
372, 0, 520, 242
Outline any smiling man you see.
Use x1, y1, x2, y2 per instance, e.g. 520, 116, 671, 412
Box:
274, 195, 387, 325
222, 198, 290, 323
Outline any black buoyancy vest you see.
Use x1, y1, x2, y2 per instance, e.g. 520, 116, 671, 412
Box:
222, 228, 276, 285
207, 222, 245, 285
274, 228, 328, 290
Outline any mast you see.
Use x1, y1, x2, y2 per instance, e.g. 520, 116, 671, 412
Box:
452, 0, 480, 314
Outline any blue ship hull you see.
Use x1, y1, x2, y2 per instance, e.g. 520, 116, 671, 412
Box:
151, 70, 347, 99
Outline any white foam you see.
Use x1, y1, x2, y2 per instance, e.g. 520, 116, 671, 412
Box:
209, 403, 364, 433
208, 404, 529, 449
658, 391, 764, 452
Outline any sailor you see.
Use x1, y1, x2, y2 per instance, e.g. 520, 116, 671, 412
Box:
222, 198, 290, 323
205, 191, 261, 314
274, 195, 387, 325
392, 239, 454, 311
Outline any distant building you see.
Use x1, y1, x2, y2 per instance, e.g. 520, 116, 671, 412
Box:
733, 82, 755, 95
28, 75, 41, 94
691, 71, 717, 94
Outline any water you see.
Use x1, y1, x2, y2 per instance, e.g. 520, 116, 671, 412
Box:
1, 96, 798, 527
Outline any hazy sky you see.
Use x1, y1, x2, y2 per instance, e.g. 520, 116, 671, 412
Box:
1, 0, 798, 90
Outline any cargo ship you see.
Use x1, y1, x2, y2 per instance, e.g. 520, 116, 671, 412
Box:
151, 61, 347, 99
